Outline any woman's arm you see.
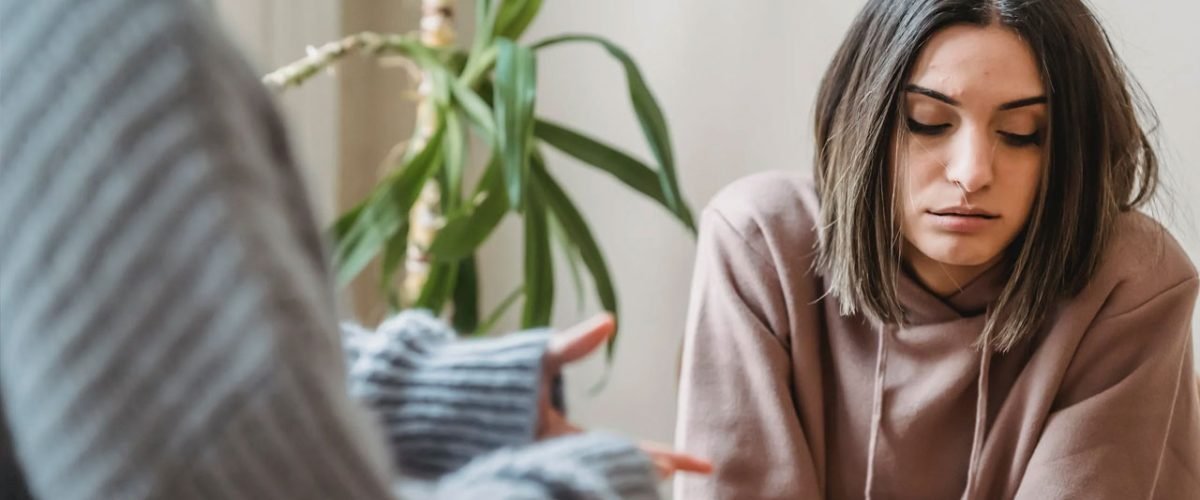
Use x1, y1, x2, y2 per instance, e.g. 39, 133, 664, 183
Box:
674, 207, 822, 499
1015, 276, 1200, 499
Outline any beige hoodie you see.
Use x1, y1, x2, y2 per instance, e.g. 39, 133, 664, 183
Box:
674, 171, 1200, 499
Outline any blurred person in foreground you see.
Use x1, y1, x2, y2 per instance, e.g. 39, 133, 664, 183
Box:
0, 0, 709, 498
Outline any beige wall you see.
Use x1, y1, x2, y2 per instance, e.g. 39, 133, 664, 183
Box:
212, 0, 341, 224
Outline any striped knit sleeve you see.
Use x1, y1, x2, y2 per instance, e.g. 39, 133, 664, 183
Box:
435, 432, 662, 500
0, 0, 396, 497
343, 310, 551, 478
342, 314, 663, 499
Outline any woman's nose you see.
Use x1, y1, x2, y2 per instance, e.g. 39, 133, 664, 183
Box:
944, 126, 995, 192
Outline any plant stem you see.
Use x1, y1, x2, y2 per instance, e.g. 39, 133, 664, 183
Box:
402, 0, 457, 308
261, 31, 418, 91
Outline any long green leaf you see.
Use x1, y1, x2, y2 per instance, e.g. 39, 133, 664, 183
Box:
447, 49, 469, 75
532, 35, 687, 222
331, 201, 365, 242
334, 123, 446, 285
451, 77, 496, 137
534, 119, 696, 233
452, 256, 480, 332
459, 45, 498, 88
548, 211, 587, 314
335, 181, 406, 285
475, 286, 524, 335
495, 0, 544, 40
531, 155, 619, 357
463, 0, 502, 85
428, 65, 452, 108
380, 225, 410, 309
427, 192, 507, 260
334, 181, 404, 286
442, 111, 466, 209
414, 260, 459, 313
521, 182, 554, 328
470, 0, 501, 60
427, 158, 509, 261
494, 39, 537, 210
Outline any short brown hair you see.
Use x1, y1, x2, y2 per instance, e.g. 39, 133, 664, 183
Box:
813, 0, 1159, 351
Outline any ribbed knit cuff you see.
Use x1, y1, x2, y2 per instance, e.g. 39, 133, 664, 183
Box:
435, 432, 660, 500
550, 432, 661, 500
342, 310, 549, 478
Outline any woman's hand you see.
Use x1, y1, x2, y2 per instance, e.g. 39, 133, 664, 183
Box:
538, 313, 713, 479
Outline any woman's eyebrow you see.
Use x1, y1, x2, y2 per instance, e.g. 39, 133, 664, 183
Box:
904, 83, 1046, 110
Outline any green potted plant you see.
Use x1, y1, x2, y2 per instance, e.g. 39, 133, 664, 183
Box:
264, 0, 694, 355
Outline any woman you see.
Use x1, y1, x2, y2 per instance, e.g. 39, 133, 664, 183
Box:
675, 1, 1200, 499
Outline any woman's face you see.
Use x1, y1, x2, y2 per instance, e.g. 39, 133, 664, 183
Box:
894, 24, 1046, 279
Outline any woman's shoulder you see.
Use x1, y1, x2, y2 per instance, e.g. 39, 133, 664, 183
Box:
1089, 210, 1198, 314
702, 170, 822, 254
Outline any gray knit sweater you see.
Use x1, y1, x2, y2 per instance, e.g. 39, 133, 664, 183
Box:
0, 0, 658, 498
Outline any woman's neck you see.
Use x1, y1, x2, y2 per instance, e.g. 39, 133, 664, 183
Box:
902, 247, 1002, 297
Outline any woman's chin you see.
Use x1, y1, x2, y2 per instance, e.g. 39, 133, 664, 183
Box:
912, 240, 1003, 269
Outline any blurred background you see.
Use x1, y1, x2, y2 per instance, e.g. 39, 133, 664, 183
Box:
212, 1, 1199, 496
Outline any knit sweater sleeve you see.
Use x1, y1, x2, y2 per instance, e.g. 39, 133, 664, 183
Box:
432, 432, 661, 500
0, 0, 398, 497
342, 310, 551, 478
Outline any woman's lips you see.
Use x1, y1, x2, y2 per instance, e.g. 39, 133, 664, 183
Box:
926, 211, 999, 233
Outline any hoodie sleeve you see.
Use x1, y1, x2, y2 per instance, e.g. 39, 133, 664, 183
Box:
673, 207, 823, 500
1015, 276, 1200, 499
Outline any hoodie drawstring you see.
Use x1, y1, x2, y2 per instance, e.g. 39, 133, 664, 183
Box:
864, 324, 892, 500
864, 324, 992, 500
963, 339, 992, 500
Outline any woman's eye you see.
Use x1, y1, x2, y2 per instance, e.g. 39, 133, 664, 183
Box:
999, 130, 1043, 147
905, 117, 950, 136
